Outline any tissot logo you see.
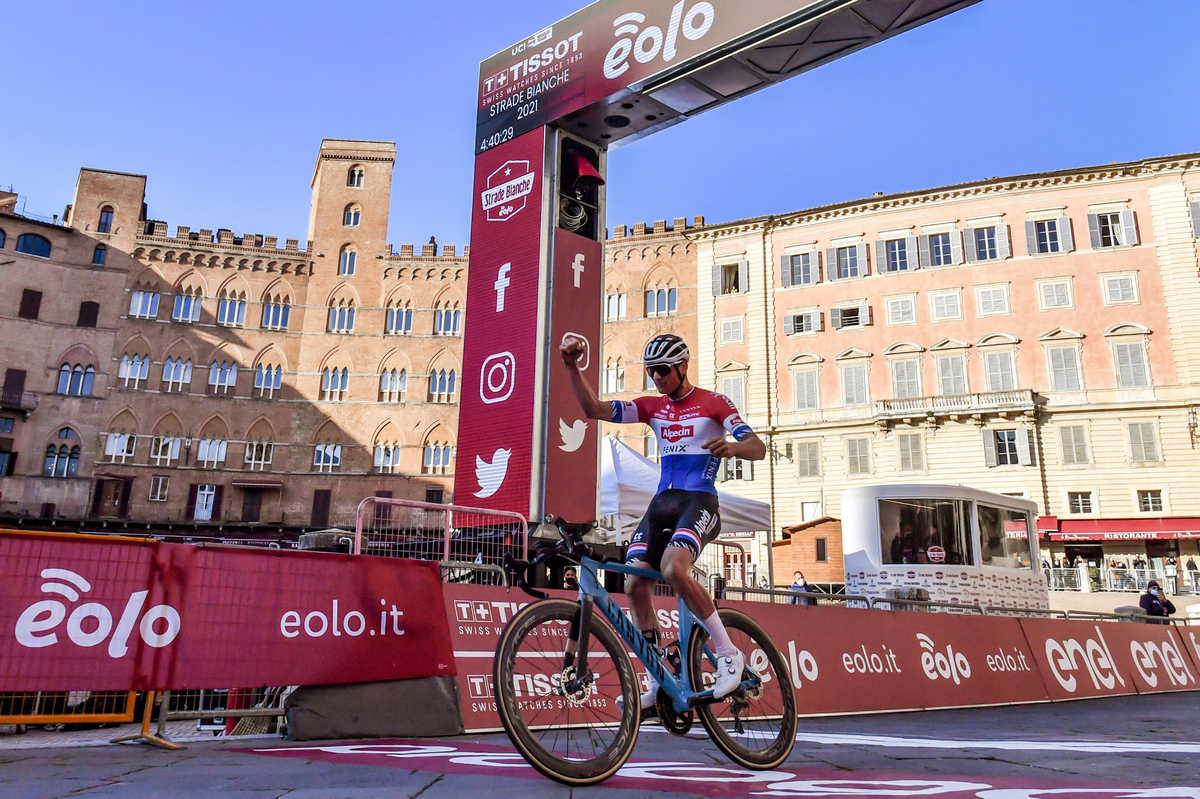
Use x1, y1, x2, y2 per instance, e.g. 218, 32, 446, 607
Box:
481, 161, 535, 221
660, 424, 693, 443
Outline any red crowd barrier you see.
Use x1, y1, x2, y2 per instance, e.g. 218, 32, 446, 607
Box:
0, 531, 455, 692
443, 584, 1200, 732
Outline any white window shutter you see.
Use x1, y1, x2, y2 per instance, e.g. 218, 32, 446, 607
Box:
902, 235, 918, 270
1120, 209, 1138, 246
1087, 213, 1102, 248
855, 243, 868, 276
949, 229, 963, 264
1024, 221, 1038, 255
996, 223, 1011, 259
738, 260, 749, 293
814, 251, 823, 283
982, 429, 997, 467
711, 262, 722, 295
780, 255, 792, 287
860, 303, 871, 325
784, 314, 795, 335
815, 311, 824, 332
1058, 216, 1074, 252
1016, 427, 1032, 466
874, 240, 887, 270
1191, 202, 1200, 239
830, 308, 842, 329
963, 228, 978, 262
824, 248, 836, 281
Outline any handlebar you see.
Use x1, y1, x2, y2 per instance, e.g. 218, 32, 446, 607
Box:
505, 518, 596, 599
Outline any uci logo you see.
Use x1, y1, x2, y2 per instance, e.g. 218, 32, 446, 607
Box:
14, 568, 181, 658
603, 1, 715, 80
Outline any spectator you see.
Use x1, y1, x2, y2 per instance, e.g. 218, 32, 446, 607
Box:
1140, 580, 1175, 624
788, 571, 816, 606
1052, 555, 1062, 569
1187, 557, 1198, 574
563, 567, 579, 591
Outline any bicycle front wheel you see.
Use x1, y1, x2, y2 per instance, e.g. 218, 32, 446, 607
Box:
688, 607, 797, 770
493, 598, 639, 786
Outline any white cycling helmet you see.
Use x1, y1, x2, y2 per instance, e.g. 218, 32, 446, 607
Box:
643, 334, 690, 368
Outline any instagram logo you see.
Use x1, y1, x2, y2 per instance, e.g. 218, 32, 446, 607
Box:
480, 352, 516, 404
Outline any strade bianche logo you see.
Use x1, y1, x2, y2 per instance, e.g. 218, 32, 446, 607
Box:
481, 161, 535, 222
15, 569, 181, 658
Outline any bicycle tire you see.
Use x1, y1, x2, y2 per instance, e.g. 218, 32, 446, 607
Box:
493, 598, 639, 785
687, 607, 797, 770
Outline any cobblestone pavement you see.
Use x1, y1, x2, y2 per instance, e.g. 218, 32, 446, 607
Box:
2, 693, 1199, 798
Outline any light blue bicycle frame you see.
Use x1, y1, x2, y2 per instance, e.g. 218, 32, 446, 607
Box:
574, 555, 753, 715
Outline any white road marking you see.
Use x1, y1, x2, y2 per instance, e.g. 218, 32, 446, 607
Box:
796, 732, 1200, 755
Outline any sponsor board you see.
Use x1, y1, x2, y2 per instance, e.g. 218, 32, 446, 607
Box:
0, 532, 454, 691
475, 0, 840, 152
1017, 618, 1141, 700
454, 128, 548, 516
542, 227, 603, 522
843, 552, 1049, 610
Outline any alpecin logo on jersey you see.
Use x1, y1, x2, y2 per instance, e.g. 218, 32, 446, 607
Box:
695, 508, 718, 537
660, 424, 693, 443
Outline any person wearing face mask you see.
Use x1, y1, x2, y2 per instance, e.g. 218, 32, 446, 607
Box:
1139, 580, 1175, 624
788, 571, 816, 606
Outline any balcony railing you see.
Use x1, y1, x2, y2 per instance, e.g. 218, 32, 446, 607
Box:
875, 389, 1036, 421
0, 390, 38, 416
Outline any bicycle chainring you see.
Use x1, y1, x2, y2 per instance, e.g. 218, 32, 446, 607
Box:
655, 689, 694, 736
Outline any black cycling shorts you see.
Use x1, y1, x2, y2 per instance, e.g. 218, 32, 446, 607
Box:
625, 489, 721, 569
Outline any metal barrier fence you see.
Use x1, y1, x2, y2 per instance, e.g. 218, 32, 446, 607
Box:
0, 690, 138, 727
1047, 568, 1082, 591
354, 497, 528, 567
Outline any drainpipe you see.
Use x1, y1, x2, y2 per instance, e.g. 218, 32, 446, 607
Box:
761, 216, 777, 587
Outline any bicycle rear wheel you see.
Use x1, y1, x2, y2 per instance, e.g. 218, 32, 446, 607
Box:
493, 598, 639, 785
687, 607, 797, 770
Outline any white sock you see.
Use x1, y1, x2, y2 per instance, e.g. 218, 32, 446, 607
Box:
642, 673, 659, 706
701, 611, 737, 658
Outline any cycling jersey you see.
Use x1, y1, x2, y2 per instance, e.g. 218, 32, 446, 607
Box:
611, 387, 753, 495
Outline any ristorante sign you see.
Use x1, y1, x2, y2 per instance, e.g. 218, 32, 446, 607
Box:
475, 0, 836, 152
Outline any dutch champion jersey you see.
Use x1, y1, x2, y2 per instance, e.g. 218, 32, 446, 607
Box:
611, 387, 753, 494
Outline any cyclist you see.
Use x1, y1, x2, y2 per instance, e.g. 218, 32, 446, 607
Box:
560, 333, 765, 711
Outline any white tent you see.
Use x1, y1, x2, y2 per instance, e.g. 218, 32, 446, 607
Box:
599, 435, 771, 543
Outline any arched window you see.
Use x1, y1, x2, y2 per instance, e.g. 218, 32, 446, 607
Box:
428, 369, 457, 403
380, 368, 407, 402
97, 206, 115, 234
57, 364, 95, 396
261, 294, 290, 329
343, 205, 361, 227
92, 244, 107, 265
321, 367, 349, 401
386, 300, 413, 334
314, 443, 342, 473
163, 357, 193, 392
197, 438, 228, 467
119, 354, 150, 389
434, 302, 462, 336
44, 438, 81, 478
104, 431, 136, 464
172, 286, 203, 322
348, 166, 365, 188
16, 234, 51, 258
217, 289, 247, 327
149, 435, 182, 466
208, 360, 239, 394
328, 299, 355, 332
422, 441, 454, 475
244, 440, 274, 471
0, 228, 6, 248
255, 364, 283, 398
339, 246, 356, 276
645, 284, 678, 317
375, 442, 402, 473
129, 287, 160, 319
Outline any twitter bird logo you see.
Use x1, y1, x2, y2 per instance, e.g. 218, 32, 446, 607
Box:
559, 418, 587, 452
474, 448, 512, 498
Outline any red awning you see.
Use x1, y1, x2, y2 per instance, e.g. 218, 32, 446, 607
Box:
1044, 517, 1200, 541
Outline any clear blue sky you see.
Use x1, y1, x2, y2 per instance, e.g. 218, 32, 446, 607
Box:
4, 1, 1197, 248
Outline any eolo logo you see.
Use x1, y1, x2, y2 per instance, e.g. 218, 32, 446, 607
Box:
603, 2, 715, 80
14, 569, 181, 658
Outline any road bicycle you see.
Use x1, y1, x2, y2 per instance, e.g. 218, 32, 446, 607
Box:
494, 520, 796, 786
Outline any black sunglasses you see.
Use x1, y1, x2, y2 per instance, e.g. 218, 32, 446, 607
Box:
646, 364, 674, 377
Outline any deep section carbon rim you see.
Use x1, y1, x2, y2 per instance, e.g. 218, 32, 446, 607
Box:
493, 598, 639, 785
688, 607, 798, 769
